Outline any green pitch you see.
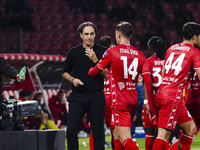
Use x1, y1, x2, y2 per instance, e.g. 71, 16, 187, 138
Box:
65, 132, 200, 150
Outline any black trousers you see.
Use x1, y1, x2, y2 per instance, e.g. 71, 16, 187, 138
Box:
67, 90, 105, 150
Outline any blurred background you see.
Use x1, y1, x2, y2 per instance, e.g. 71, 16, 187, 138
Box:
0, 0, 199, 57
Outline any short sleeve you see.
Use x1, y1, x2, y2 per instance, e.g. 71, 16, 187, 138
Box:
63, 50, 73, 73
142, 59, 150, 75
97, 49, 112, 70
192, 49, 200, 69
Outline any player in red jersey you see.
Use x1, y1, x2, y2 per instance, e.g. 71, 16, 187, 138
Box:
142, 36, 167, 150
152, 22, 200, 150
88, 21, 155, 150
185, 72, 200, 132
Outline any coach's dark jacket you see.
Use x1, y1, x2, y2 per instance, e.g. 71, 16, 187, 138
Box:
0, 56, 18, 102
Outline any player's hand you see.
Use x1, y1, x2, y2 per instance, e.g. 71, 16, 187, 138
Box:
148, 106, 156, 121
72, 78, 84, 87
144, 103, 150, 115
85, 48, 98, 63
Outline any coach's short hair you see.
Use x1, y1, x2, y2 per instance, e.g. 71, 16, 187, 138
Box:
116, 21, 133, 38
182, 22, 200, 40
78, 21, 97, 33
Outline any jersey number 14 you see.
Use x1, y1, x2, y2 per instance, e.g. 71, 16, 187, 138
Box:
121, 56, 138, 80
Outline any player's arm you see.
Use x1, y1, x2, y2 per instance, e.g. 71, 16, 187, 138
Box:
85, 48, 108, 78
195, 68, 200, 80
143, 83, 149, 115
142, 61, 156, 121
62, 72, 84, 87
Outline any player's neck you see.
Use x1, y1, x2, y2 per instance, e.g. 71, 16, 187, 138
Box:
119, 39, 130, 46
82, 43, 94, 48
183, 40, 194, 47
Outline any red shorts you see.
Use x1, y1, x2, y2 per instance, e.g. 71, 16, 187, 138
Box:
111, 104, 137, 128
156, 98, 193, 131
142, 106, 157, 128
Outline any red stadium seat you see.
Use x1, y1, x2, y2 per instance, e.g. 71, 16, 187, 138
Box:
49, 6, 59, 14
30, 32, 41, 41
40, 15, 51, 24
62, 42, 72, 50
193, 12, 200, 23
163, 3, 173, 13
41, 32, 52, 41
75, 14, 85, 26
52, 32, 64, 41
23, 43, 28, 52
52, 15, 62, 25
51, 42, 62, 50
52, 24, 63, 31
146, 12, 155, 23
60, 5, 70, 14
31, 13, 40, 25
40, 42, 50, 51
186, 3, 196, 12
23, 33, 30, 41
37, 6, 48, 14
28, 42, 39, 51
40, 24, 52, 31
86, 13, 97, 24
40, 0, 48, 5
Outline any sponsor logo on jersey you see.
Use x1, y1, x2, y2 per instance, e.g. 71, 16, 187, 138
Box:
118, 82, 125, 90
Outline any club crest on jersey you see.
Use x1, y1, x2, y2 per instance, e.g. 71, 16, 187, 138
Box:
118, 82, 125, 90
102, 51, 108, 58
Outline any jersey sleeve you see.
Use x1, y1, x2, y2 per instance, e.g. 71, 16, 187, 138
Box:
192, 49, 200, 69
97, 49, 112, 70
142, 59, 150, 75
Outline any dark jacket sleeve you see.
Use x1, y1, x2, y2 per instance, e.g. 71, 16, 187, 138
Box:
0, 57, 18, 79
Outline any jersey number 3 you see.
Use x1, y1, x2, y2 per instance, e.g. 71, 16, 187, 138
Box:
121, 56, 138, 80
165, 52, 185, 75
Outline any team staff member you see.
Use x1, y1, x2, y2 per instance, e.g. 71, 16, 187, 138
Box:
62, 21, 107, 150
152, 22, 200, 150
88, 21, 155, 150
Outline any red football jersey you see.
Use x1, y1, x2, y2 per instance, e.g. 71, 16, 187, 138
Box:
157, 42, 200, 99
97, 44, 149, 105
147, 55, 165, 93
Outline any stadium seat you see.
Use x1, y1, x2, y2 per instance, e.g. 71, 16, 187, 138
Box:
23, 33, 30, 41
40, 15, 51, 24
163, 3, 173, 14
60, 5, 70, 14
40, 42, 50, 51
193, 12, 200, 23
146, 12, 155, 23
13, 90, 19, 100
49, 6, 59, 14
30, 32, 41, 41
62, 43, 72, 51
40, 0, 49, 5
40, 24, 52, 31
52, 32, 64, 41
51, 42, 62, 51
86, 13, 97, 24
23, 43, 29, 52
52, 24, 63, 31
37, 5, 48, 14
52, 15, 62, 25
186, 2, 196, 12
28, 42, 39, 51
41, 32, 52, 41
74, 14, 85, 26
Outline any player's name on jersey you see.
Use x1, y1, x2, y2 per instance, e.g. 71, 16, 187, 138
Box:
171, 45, 190, 51
163, 77, 178, 83
154, 60, 164, 65
120, 48, 138, 55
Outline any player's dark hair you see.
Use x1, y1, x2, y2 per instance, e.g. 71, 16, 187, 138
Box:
78, 21, 97, 33
182, 22, 200, 40
99, 36, 112, 48
147, 36, 166, 60
116, 21, 133, 38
